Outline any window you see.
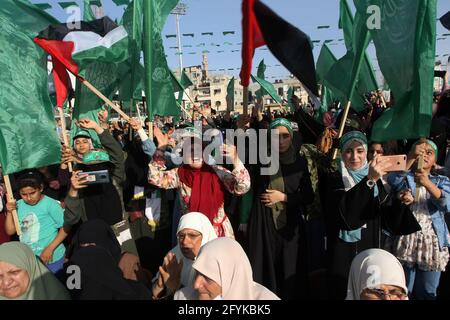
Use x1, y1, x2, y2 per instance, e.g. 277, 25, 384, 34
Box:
214, 89, 221, 95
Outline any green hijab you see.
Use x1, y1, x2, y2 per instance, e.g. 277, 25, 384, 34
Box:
0, 242, 70, 300
268, 118, 296, 230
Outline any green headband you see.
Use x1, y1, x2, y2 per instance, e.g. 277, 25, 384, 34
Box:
82, 149, 110, 164
340, 131, 368, 151
412, 139, 438, 158
270, 118, 293, 136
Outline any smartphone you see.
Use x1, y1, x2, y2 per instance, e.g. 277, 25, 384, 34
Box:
77, 170, 110, 185
379, 155, 407, 172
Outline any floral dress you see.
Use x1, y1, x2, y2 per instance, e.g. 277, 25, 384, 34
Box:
148, 154, 251, 238
388, 187, 449, 272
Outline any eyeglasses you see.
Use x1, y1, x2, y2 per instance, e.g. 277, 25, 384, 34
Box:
363, 287, 407, 300
177, 232, 202, 241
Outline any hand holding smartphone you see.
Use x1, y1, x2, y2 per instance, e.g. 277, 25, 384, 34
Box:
377, 155, 407, 172
77, 170, 110, 185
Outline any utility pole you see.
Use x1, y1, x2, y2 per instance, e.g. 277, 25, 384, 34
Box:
171, 3, 187, 76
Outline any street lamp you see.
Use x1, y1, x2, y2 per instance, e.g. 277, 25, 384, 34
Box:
171, 2, 187, 76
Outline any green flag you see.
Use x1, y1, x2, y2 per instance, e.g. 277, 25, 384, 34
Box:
316, 44, 338, 117
226, 77, 235, 111
316, 44, 337, 83
257, 59, 266, 79
34, 3, 52, 10
0, 0, 61, 174
143, 0, 180, 118
73, 61, 127, 147
170, 71, 192, 106
286, 87, 294, 112
323, 0, 377, 111
251, 75, 282, 104
118, 63, 144, 102
112, 0, 130, 5
121, 0, 143, 101
180, 71, 193, 88
59, 2, 79, 9
359, 0, 437, 141
342, 0, 378, 99
256, 59, 267, 99
83, 0, 96, 21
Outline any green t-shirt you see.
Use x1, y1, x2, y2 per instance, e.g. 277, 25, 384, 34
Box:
17, 195, 65, 263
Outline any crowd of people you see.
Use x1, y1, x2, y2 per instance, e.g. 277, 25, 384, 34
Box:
1, 87, 450, 301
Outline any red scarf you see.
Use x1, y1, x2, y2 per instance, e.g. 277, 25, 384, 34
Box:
178, 164, 225, 224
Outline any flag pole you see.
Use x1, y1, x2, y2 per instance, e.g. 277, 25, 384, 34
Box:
332, 100, 352, 160
243, 86, 249, 116
415, 137, 427, 199
79, 78, 130, 121
3, 175, 21, 236
58, 107, 72, 172
129, 98, 134, 141
136, 101, 143, 126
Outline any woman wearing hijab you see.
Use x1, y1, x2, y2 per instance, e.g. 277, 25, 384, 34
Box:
148, 137, 250, 238
248, 118, 314, 300
71, 219, 151, 283
346, 249, 408, 300
67, 220, 151, 300
151, 212, 217, 299
175, 237, 279, 300
0, 242, 70, 300
323, 131, 420, 300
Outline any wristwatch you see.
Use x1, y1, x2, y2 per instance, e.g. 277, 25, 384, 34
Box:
366, 178, 376, 189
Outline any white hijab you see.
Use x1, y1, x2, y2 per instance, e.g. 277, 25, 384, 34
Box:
346, 249, 408, 300
170, 212, 217, 288
177, 237, 279, 300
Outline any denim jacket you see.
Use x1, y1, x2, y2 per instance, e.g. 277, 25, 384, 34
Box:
387, 172, 450, 249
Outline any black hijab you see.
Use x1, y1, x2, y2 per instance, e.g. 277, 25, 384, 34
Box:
70, 219, 121, 263
68, 220, 150, 300
69, 246, 151, 300
77, 162, 123, 225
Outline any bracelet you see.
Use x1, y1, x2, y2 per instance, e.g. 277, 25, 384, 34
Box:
366, 178, 376, 189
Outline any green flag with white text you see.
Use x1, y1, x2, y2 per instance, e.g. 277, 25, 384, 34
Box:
0, 0, 61, 174
143, 0, 180, 118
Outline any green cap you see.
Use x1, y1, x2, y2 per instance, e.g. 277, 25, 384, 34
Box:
73, 129, 92, 140
82, 149, 110, 164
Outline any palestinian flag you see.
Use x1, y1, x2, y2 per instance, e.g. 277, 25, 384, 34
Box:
34, 17, 128, 107
239, 0, 265, 87
253, 0, 318, 97
240, 0, 318, 101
